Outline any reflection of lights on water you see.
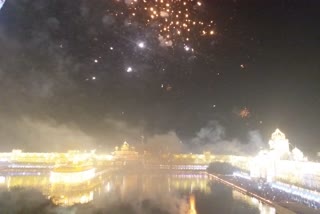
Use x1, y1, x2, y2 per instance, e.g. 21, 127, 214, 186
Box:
251, 197, 259, 205
160, 165, 208, 170
232, 190, 276, 214
79, 191, 94, 204
168, 174, 210, 194
188, 194, 197, 214
0, 176, 5, 184
52, 191, 94, 206
105, 182, 111, 192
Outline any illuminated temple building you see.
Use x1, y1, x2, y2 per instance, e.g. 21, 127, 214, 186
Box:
0, 149, 96, 167
112, 141, 139, 162
264, 129, 306, 162
0, 129, 319, 192
268, 129, 291, 159
250, 129, 320, 190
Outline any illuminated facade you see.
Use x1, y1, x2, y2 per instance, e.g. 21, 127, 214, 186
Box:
0, 129, 319, 190
165, 152, 251, 172
251, 129, 294, 181
112, 141, 139, 161
268, 129, 290, 159
0, 150, 96, 166
250, 129, 320, 190
0, 144, 250, 172
50, 166, 96, 184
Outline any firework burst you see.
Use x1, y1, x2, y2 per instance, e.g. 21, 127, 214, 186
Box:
111, 0, 215, 48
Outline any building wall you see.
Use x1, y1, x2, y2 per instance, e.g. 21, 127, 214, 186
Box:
275, 160, 320, 189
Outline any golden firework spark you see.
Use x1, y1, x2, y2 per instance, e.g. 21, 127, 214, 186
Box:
112, 0, 215, 47
239, 107, 250, 118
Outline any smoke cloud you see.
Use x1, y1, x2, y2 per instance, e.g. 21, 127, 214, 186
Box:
0, 1, 265, 156
0, 113, 264, 155
79, 190, 188, 214
0, 114, 97, 152
191, 121, 265, 155
100, 117, 185, 153
158, 35, 173, 47
143, 131, 185, 154
0, 188, 54, 213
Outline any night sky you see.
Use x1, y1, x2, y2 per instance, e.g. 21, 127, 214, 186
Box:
0, 0, 319, 155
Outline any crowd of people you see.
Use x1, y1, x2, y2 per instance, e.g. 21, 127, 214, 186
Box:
229, 174, 320, 211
